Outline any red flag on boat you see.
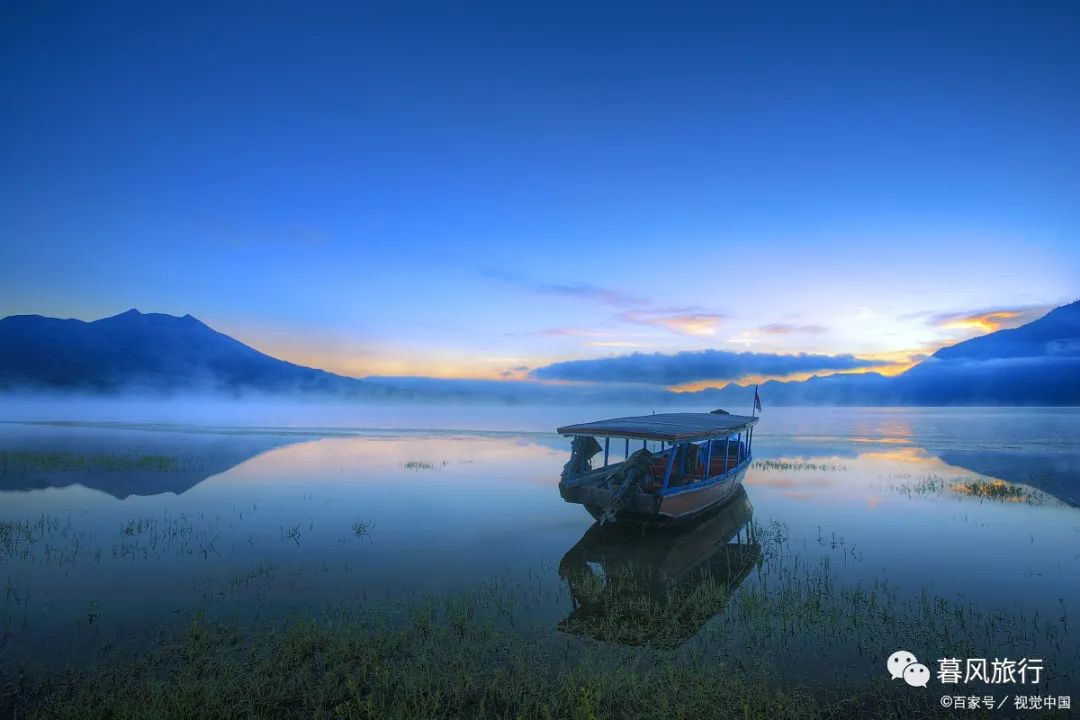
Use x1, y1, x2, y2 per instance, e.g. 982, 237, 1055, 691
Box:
753, 385, 762, 415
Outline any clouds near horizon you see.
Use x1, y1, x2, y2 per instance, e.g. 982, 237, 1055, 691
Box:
531, 349, 890, 385
924, 305, 1051, 334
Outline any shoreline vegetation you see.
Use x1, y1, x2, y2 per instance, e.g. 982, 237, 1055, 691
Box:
3, 518, 1075, 719
0, 613, 935, 720
886, 475, 1050, 504
0, 450, 191, 476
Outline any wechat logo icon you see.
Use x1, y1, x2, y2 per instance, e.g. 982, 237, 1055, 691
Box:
888, 650, 930, 688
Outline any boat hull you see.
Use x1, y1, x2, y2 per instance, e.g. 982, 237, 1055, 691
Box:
565, 463, 749, 525
657, 464, 748, 522
560, 483, 662, 518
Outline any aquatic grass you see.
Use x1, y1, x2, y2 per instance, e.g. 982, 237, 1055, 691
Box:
752, 460, 848, 473
1, 510, 224, 567
280, 524, 302, 546
5, 599, 1014, 720
1, 511, 1077, 719
0, 451, 188, 476
352, 519, 375, 543
228, 562, 279, 593
887, 474, 949, 498
561, 567, 737, 650
402, 460, 453, 470
0, 515, 86, 566
952, 478, 1037, 502
112, 513, 223, 561
2, 518, 1077, 718
888, 474, 1046, 504
553, 519, 1078, 692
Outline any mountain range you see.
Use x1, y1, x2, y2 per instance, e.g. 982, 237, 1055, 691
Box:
0, 309, 403, 398
697, 299, 1080, 406
1, 301, 1078, 405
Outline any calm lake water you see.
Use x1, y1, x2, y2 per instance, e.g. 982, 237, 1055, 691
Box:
2, 406, 1078, 694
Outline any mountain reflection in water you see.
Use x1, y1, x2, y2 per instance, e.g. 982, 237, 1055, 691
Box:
558, 487, 760, 649
0, 425, 308, 498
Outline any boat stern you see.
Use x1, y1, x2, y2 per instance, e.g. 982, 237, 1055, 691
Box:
559, 481, 663, 519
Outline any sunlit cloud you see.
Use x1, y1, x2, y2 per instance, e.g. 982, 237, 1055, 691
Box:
666, 351, 921, 391
925, 305, 1050, 335
619, 308, 725, 336
722, 324, 821, 351
531, 349, 890, 385
758, 323, 828, 335
487, 271, 725, 338
852, 349, 930, 376
670, 371, 822, 392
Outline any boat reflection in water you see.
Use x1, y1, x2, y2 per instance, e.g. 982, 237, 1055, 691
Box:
557, 487, 760, 649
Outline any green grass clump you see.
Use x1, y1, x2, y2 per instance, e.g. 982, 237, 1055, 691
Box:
2, 513, 1075, 719
6, 606, 996, 720
351, 519, 375, 542
953, 478, 1032, 501
889, 474, 1044, 504
752, 460, 848, 473
402, 460, 454, 470
0, 451, 184, 475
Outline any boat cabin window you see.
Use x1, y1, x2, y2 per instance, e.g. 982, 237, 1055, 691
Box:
563, 425, 753, 486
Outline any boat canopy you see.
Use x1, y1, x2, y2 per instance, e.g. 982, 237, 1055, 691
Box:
557, 412, 758, 442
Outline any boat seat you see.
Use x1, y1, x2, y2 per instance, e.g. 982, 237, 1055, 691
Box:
708, 457, 741, 474
648, 454, 742, 487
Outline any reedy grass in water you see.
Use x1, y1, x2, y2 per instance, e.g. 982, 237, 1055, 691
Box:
0, 511, 225, 568
3, 600, 1012, 720
752, 460, 848, 473
0, 451, 188, 475
4, 519, 1076, 719
402, 460, 453, 470
953, 477, 1037, 501
888, 474, 1046, 504
351, 519, 375, 542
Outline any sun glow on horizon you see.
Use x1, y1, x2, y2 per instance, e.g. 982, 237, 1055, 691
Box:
212, 301, 1056, 388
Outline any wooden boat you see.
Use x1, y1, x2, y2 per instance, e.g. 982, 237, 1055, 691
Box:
557, 486, 760, 648
556, 411, 758, 524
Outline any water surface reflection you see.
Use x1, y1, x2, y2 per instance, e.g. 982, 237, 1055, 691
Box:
558, 487, 759, 649
0, 409, 1077, 670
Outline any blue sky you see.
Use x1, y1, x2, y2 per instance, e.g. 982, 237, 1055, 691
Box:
2, 1, 1078, 386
